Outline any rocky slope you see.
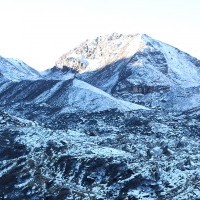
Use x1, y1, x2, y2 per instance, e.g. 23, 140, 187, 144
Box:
0, 56, 41, 81
0, 33, 200, 199
0, 78, 147, 117
0, 108, 200, 199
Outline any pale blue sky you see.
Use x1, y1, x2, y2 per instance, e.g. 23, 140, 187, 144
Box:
0, 0, 199, 70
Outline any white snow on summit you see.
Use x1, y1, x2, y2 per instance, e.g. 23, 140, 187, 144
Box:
50, 33, 200, 89
54, 33, 143, 73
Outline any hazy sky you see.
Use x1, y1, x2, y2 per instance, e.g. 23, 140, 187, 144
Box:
0, 0, 199, 71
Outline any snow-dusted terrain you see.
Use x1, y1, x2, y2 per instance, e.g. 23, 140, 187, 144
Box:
0, 33, 200, 199
45, 33, 200, 111
48, 33, 200, 89
0, 56, 41, 81
0, 78, 148, 115
0, 107, 200, 199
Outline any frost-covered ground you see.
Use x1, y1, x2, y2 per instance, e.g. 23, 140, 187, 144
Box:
0, 109, 200, 199
0, 56, 41, 81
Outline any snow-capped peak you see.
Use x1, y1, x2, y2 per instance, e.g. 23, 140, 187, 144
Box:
54, 33, 144, 73
46, 33, 200, 89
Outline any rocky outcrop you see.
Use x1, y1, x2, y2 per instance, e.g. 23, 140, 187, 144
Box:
113, 79, 170, 95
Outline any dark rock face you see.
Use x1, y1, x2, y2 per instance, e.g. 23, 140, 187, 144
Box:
113, 80, 170, 95
129, 50, 169, 74
0, 129, 27, 160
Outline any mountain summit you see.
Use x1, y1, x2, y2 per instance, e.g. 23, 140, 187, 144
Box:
52, 33, 200, 79
55, 33, 145, 72
44, 33, 200, 111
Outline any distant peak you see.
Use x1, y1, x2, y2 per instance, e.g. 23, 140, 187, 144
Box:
54, 32, 156, 71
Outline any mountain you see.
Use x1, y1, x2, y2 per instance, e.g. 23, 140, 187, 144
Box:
0, 33, 200, 199
52, 33, 200, 86
0, 56, 41, 81
44, 33, 200, 111
1, 103, 200, 200
0, 78, 148, 117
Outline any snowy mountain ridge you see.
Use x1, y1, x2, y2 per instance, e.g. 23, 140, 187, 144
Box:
55, 33, 143, 72
51, 33, 200, 88
0, 56, 41, 81
0, 77, 148, 116
43, 33, 200, 111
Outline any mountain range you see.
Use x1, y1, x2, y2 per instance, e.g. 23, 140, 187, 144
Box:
0, 33, 200, 199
